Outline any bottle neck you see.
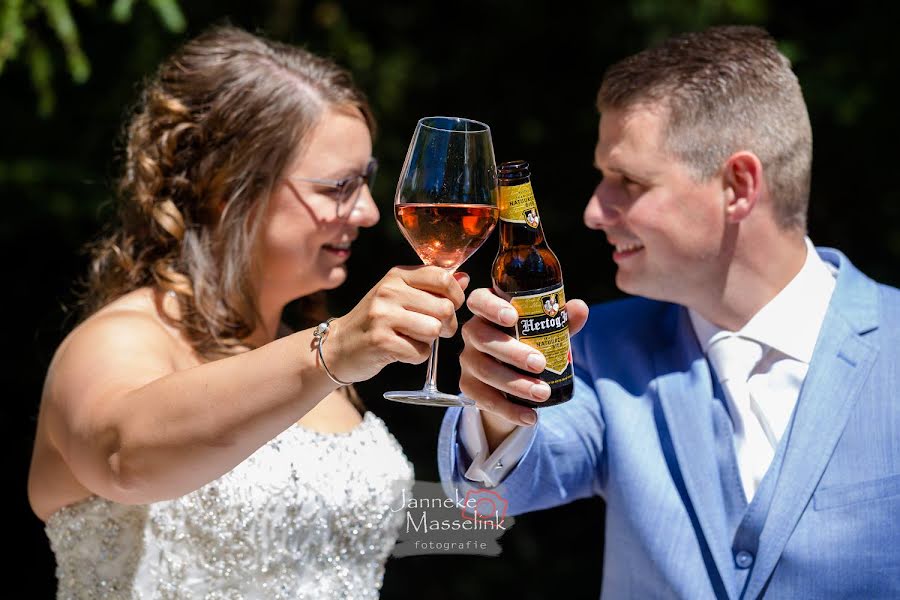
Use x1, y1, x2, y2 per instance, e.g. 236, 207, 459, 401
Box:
498, 179, 546, 247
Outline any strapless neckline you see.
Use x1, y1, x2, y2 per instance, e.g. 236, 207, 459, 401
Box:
47, 410, 379, 527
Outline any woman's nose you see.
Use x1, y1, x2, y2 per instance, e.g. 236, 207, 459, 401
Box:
347, 184, 380, 227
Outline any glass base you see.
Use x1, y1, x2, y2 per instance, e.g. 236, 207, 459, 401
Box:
383, 389, 475, 407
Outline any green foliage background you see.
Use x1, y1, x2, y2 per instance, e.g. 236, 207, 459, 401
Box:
4, 1, 898, 597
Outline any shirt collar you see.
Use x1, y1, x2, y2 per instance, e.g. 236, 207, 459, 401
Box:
689, 237, 837, 363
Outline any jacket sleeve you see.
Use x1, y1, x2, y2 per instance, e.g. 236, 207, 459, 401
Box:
437, 368, 605, 517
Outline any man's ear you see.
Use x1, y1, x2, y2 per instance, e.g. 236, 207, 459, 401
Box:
722, 151, 764, 223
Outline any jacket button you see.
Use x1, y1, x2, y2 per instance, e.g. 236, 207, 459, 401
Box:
735, 550, 754, 569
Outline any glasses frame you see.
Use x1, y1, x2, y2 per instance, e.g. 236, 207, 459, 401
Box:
287, 157, 378, 220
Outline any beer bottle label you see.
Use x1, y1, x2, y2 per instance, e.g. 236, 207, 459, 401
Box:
504, 283, 573, 388
498, 182, 541, 229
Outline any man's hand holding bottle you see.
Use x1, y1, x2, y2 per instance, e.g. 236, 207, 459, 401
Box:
459, 290, 590, 450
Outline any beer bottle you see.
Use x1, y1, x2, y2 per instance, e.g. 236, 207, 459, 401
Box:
492, 160, 573, 407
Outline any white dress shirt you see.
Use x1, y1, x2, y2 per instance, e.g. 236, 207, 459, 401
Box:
459, 238, 836, 491
689, 237, 836, 499
458, 404, 536, 487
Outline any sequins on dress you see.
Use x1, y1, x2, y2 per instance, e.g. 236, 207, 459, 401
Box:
45, 410, 414, 599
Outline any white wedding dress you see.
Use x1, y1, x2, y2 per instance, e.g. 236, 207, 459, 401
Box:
45, 410, 414, 599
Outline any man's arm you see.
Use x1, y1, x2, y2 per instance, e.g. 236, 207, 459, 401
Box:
437, 287, 603, 515
438, 370, 605, 516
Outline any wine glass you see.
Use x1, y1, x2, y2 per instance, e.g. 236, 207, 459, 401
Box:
384, 116, 499, 407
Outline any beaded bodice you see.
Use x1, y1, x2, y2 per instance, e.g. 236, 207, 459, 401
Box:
45, 411, 414, 599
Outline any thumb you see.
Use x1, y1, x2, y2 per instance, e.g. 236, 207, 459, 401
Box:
566, 299, 590, 336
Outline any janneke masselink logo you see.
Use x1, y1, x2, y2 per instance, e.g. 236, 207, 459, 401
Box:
390, 481, 515, 557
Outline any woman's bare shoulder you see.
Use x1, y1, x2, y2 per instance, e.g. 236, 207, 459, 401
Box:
46, 289, 197, 398
88, 287, 183, 335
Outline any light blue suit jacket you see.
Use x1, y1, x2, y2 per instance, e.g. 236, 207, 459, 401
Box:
439, 248, 900, 599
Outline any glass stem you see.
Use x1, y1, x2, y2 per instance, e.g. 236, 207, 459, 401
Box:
422, 265, 458, 393
423, 338, 440, 392
422, 266, 457, 394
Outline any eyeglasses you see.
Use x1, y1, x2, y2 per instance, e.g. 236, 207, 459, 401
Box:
287, 158, 378, 220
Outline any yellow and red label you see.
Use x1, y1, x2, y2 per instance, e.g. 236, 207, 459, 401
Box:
507, 284, 572, 382
499, 182, 541, 229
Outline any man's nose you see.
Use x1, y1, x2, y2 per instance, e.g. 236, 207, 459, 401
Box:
583, 180, 621, 230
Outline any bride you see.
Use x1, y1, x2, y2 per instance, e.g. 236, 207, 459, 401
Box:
27, 25, 466, 599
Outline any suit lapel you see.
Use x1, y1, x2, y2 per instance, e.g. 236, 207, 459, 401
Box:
742, 249, 880, 599
654, 307, 738, 600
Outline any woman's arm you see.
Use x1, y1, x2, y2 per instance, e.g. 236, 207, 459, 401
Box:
41, 266, 466, 505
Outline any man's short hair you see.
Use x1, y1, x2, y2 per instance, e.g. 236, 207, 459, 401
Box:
597, 25, 811, 231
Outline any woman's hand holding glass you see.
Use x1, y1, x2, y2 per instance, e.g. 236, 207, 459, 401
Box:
319, 266, 470, 384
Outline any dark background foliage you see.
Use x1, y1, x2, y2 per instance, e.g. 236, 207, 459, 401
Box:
4, 1, 898, 597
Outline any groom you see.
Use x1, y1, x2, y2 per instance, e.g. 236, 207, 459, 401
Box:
438, 25, 900, 599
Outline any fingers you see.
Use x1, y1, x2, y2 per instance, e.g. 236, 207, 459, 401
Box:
381, 266, 470, 338
392, 266, 466, 309
398, 287, 459, 337
459, 311, 551, 404
459, 315, 551, 403
466, 287, 518, 327
468, 288, 589, 333
461, 315, 546, 374
372, 280, 458, 339
392, 310, 449, 344
460, 339, 551, 402
371, 328, 433, 364
460, 374, 537, 427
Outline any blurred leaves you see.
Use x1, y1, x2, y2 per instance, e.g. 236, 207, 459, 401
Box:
146, 0, 185, 31
631, 0, 770, 41
0, 0, 185, 116
0, 0, 27, 75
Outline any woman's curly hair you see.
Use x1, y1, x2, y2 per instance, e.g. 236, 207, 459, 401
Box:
80, 25, 375, 360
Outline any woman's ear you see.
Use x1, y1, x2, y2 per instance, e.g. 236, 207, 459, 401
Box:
722, 151, 764, 223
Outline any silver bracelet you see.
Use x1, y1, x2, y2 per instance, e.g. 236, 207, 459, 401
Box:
313, 317, 352, 386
